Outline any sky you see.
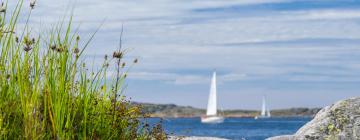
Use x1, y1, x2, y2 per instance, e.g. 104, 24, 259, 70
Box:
9, 0, 360, 109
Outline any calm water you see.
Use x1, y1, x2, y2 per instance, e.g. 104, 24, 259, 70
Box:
147, 117, 311, 140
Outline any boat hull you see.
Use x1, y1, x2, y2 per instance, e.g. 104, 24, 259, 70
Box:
201, 116, 224, 123
254, 116, 271, 120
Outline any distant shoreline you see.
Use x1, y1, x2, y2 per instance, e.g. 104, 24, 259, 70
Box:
147, 116, 314, 119
168, 136, 229, 140
168, 136, 228, 140
133, 102, 321, 118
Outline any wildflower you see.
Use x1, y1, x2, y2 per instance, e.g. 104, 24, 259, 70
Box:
0, 2, 5, 13
30, 0, 36, 9
133, 58, 138, 64
113, 51, 122, 59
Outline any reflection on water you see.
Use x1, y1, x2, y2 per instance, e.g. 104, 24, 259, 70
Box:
147, 117, 311, 140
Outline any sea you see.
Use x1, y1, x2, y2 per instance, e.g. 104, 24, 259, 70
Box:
147, 117, 311, 140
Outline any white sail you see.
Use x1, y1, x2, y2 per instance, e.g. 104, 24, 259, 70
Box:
255, 95, 271, 119
202, 71, 224, 123
206, 72, 217, 116
267, 107, 271, 117
261, 96, 266, 116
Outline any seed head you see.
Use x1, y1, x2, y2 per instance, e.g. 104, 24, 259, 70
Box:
23, 36, 34, 47
133, 58, 138, 64
73, 48, 80, 54
32, 38, 36, 44
56, 47, 64, 53
104, 55, 108, 60
76, 36, 80, 41
30, 0, 36, 9
50, 45, 56, 50
121, 62, 126, 68
104, 63, 109, 67
0, 2, 6, 13
112, 51, 123, 59
15, 37, 19, 43
24, 46, 32, 52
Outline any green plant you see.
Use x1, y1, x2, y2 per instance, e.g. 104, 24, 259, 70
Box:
0, 1, 165, 139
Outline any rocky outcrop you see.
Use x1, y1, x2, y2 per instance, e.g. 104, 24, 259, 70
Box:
267, 97, 360, 140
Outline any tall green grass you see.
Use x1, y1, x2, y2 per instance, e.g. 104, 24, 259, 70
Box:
0, 1, 165, 139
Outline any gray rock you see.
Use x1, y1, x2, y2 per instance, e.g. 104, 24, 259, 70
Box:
268, 97, 360, 140
265, 135, 294, 140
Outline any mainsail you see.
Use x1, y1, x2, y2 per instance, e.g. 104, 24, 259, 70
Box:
261, 96, 266, 116
255, 95, 271, 119
206, 72, 217, 116
267, 107, 271, 117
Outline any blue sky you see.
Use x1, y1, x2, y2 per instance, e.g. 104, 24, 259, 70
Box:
13, 0, 360, 109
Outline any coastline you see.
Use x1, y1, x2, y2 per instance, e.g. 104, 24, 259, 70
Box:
136, 102, 321, 118
168, 136, 230, 140
148, 116, 314, 119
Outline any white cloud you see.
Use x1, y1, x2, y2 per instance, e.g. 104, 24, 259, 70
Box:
286, 9, 360, 20
126, 71, 248, 85
174, 75, 208, 85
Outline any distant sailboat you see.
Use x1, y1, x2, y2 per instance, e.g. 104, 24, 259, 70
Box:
201, 72, 224, 123
255, 95, 271, 119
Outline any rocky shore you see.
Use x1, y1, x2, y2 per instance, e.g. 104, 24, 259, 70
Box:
267, 97, 360, 140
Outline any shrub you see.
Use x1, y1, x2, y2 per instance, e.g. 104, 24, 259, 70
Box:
0, 1, 165, 139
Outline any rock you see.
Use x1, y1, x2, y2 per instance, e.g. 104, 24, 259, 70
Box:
266, 135, 295, 140
267, 97, 360, 140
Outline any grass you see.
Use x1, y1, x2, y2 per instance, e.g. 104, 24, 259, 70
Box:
0, 1, 165, 139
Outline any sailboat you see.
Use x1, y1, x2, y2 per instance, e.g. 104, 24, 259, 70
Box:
201, 71, 224, 123
255, 95, 271, 119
